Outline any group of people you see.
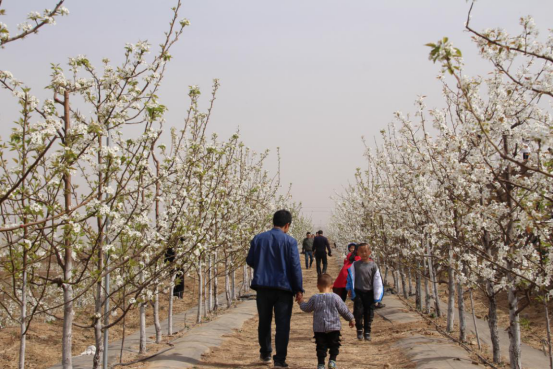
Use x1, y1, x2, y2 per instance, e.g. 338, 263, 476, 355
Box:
247, 210, 384, 369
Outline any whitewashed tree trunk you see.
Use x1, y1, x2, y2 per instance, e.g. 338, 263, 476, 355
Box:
487, 280, 501, 363
168, 274, 175, 335
153, 285, 161, 343
197, 264, 203, 324
424, 262, 431, 314
542, 293, 553, 369
507, 283, 522, 369
427, 243, 441, 317
225, 261, 231, 308
231, 269, 236, 300
415, 261, 422, 311
446, 258, 455, 333
457, 282, 466, 342
469, 288, 481, 350
408, 266, 413, 296
18, 263, 27, 369
214, 263, 219, 311
208, 255, 213, 312
139, 301, 147, 354
62, 91, 74, 369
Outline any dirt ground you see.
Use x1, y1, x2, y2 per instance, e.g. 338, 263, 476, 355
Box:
0, 272, 242, 369
197, 257, 416, 369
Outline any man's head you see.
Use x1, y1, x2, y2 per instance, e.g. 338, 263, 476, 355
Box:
357, 243, 371, 262
306, 232, 311, 237
317, 230, 323, 236
317, 273, 333, 292
273, 210, 292, 233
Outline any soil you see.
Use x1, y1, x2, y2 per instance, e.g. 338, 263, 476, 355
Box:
196, 257, 416, 369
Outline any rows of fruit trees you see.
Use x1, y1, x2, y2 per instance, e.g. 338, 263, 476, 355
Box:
0, 1, 313, 369
330, 4, 553, 369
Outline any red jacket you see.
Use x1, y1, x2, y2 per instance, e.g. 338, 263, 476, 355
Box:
333, 253, 361, 288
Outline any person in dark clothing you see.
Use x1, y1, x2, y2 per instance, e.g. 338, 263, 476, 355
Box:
313, 230, 332, 275
302, 232, 315, 269
246, 210, 304, 368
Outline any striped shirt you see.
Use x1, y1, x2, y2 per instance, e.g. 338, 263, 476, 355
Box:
299, 292, 354, 332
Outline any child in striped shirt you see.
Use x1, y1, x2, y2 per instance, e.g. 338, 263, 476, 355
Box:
298, 273, 355, 369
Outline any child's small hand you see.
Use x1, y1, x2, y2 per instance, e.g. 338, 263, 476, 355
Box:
349, 320, 355, 328
347, 290, 352, 298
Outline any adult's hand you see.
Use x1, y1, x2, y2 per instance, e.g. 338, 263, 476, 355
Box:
295, 291, 304, 303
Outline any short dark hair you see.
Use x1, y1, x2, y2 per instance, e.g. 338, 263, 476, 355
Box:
273, 210, 292, 227
306, 232, 311, 236
317, 230, 323, 235
317, 273, 333, 288
357, 243, 369, 249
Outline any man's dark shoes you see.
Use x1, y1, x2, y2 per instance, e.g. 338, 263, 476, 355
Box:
364, 332, 372, 341
273, 357, 289, 368
357, 330, 363, 341
260, 354, 271, 364
274, 361, 289, 368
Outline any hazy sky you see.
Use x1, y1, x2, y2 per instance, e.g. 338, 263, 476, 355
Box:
2, 1, 552, 229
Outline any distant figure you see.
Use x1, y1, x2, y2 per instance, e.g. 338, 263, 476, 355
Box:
247, 210, 304, 368
333, 243, 360, 301
313, 230, 332, 275
346, 243, 384, 341
298, 273, 354, 369
302, 232, 315, 269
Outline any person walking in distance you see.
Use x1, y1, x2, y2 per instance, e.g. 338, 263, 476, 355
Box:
302, 232, 315, 269
313, 230, 332, 275
247, 210, 304, 368
346, 243, 384, 341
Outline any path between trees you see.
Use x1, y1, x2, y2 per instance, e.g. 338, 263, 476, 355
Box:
147, 255, 487, 369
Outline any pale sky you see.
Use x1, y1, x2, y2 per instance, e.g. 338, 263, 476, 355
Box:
2, 0, 552, 229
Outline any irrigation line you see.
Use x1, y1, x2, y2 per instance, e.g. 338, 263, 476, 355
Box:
395, 294, 499, 369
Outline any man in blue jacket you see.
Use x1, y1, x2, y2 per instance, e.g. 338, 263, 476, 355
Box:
246, 210, 304, 368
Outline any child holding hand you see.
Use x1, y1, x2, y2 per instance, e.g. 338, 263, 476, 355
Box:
298, 273, 355, 369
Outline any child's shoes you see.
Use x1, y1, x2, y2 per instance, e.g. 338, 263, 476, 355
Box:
317, 365, 325, 369
356, 330, 363, 341
328, 360, 337, 368
364, 332, 371, 341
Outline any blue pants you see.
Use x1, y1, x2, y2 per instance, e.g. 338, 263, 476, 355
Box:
256, 288, 294, 363
304, 251, 314, 268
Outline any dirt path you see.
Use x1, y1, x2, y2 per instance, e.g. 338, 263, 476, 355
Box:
197, 256, 415, 369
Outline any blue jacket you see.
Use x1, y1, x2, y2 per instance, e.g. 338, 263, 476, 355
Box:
246, 228, 304, 294
345, 260, 384, 302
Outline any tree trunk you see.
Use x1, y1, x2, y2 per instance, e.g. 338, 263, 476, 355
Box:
383, 264, 389, 287
62, 90, 74, 369
469, 288, 481, 350
457, 282, 466, 342
427, 243, 441, 317
225, 260, 231, 308
214, 263, 219, 311
507, 284, 522, 369
543, 293, 553, 369
446, 260, 455, 332
408, 266, 413, 297
153, 285, 161, 343
487, 280, 501, 363
168, 274, 175, 336
18, 259, 27, 369
424, 262, 431, 314
208, 255, 213, 312
197, 264, 203, 324
415, 261, 422, 311
231, 269, 236, 300
139, 301, 147, 354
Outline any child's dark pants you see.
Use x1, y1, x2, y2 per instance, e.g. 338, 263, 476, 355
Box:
314, 331, 341, 365
354, 289, 375, 333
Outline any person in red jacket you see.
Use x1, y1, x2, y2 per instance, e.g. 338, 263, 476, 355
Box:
332, 243, 360, 301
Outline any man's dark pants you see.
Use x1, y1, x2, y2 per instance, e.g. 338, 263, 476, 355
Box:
314, 331, 341, 365
256, 288, 294, 362
353, 289, 375, 333
304, 251, 314, 269
315, 252, 328, 274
